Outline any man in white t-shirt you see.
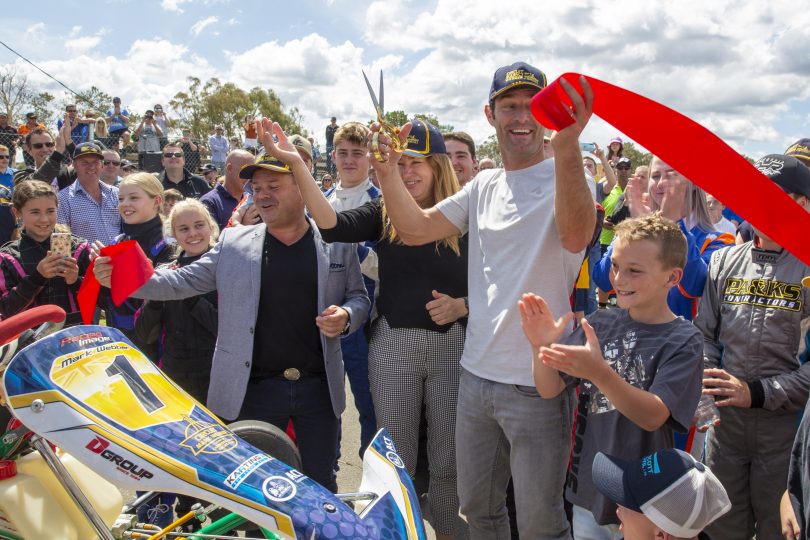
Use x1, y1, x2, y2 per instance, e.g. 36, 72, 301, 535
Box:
368, 62, 596, 538
706, 193, 737, 236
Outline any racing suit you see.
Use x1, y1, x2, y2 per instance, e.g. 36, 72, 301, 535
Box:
695, 242, 810, 540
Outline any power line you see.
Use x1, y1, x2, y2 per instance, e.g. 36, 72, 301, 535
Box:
0, 38, 80, 98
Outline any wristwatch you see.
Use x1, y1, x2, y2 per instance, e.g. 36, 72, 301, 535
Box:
340, 312, 352, 336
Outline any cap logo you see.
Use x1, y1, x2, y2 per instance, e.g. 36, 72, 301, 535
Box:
505, 69, 539, 84
641, 453, 661, 477
406, 135, 419, 145
788, 143, 809, 155
756, 156, 785, 177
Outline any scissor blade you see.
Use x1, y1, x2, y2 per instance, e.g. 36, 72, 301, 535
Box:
378, 70, 384, 112
362, 70, 381, 113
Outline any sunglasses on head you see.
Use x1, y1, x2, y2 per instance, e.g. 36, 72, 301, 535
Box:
103, 160, 121, 166
163, 152, 183, 158
31, 142, 55, 149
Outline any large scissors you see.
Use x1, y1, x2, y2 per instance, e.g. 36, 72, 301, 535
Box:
362, 70, 403, 162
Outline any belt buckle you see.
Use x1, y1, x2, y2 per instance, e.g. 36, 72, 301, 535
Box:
283, 368, 301, 381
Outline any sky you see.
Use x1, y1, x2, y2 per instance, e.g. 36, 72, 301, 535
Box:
1, 0, 809, 158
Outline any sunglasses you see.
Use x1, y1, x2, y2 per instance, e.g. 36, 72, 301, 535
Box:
0, 155, 9, 159
31, 142, 55, 149
103, 160, 121, 166
163, 152, 184, 158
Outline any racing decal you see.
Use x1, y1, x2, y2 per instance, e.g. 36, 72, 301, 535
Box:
180, 415, 238, 456
49, 342, 196, 431
262, 475, 297, 502
224, 454, 271, 490
382, 435, 406, 469
86, 436, 154, 480
59, 331, 110, 349
722, 278, 803, 311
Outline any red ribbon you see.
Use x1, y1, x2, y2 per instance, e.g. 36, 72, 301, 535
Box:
77, 240, 155, 324
531, 73, 810, 266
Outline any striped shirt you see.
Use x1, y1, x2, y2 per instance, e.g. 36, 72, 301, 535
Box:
57, 179, 121, 245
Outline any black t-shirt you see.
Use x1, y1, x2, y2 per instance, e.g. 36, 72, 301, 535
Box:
252, 227, 324, 378
319, 199, 468, 331
325, 124, 337, 146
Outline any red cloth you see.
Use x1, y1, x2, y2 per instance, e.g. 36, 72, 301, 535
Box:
531, 73, 810, 266
77, 241, 155, 324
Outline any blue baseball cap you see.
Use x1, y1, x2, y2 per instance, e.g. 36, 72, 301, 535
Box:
489, 62, 547, 102
403, 118, 446, 158
592, 449, 730, 537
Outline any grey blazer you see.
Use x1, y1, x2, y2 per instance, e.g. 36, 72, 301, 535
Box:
133, 220, 370, 420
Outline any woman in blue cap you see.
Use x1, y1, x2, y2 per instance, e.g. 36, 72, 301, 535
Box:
259, 117, 467, 539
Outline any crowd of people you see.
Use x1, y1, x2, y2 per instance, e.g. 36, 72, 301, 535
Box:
0, 61, 809, 540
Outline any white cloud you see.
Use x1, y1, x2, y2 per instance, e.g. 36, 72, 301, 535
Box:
190, 16, 219, 36
65, 36, 102, 55
161, 0, 190, 12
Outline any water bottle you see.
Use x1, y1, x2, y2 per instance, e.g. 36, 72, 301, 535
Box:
694, 394, 721, 431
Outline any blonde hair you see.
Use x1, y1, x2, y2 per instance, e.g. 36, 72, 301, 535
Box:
614, 212, 687, 269
648, 156, 715, 232
94, 117, 108, 137
333, 122, 369, 148
120, 172, 164, 208
165, 199, 220, 247
381, 153, 462, 255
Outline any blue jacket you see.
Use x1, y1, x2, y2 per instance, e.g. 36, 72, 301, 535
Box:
593, 220, 735, 320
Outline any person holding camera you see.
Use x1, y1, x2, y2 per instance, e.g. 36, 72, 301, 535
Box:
105, 97, 130, 141
134, 110, 163, 170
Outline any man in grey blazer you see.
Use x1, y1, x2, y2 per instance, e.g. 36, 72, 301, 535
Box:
94, 153, 370, 491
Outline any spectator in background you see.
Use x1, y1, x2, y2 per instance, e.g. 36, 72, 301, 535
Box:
288, 134, 314, 172
120, 131, 136, 154
162, 188, 184, 217
0, 145, 16, 191
200, 163, 218, 187
308, 136, 321, 165
158, 140, 210, 199
320, 174, 334, 194
94, 117, 108, 139
134, 109, 163, 170
208, 125, 229, 173
100, 150, 123, 186
120, 159, 137, 177
153, 104, 170, 141
105, 97, 130, 141
229, 136, 241, 152
243, 114, 258, 148
477, 157, 496, 171
56, 142, 121, 246
606, 136, 624, 164
179, 128, 201, 170
57, 104, 92, 146
705, 194, 737, 235
200, 149, 254, 230
18, 112, 46, 167
444, 131, 477, 186
0, 112, 19, 163
325, 116, 338, 175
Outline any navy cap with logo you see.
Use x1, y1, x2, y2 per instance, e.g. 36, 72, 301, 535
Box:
239, 153, 291, 179
72, 142, 104, 161
489, 62, 547, 102
785, 138, 810, 166
755, 154, 810, 199
592, 449, 730, 537
403, 118, 446, 158
201, 163, 218, 174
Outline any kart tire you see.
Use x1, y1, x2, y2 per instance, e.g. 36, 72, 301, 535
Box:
228, 420, 302, 470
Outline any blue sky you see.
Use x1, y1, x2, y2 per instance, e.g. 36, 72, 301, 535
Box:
1, 0, 809, 158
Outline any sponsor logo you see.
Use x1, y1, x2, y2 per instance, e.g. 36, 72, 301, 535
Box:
382, 436, 405, 469
285, 469, 306, 483
262, 475, 297, 502
179, 415, 238, 456
86, 436, 154, 480
60, 332, 110, 349
722, 278, 803, 312
224, 454, 271, 490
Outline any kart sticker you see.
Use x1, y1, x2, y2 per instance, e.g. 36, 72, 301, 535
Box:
262, 475, 297, 502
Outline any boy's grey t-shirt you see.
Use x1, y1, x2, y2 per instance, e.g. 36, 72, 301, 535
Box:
563, 309, 703, 525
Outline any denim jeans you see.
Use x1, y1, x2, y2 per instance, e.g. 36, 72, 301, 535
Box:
571, 505, 622, 540
341, 329, 377, 456
456, 368, 575, 539
238, 375, 339, 492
